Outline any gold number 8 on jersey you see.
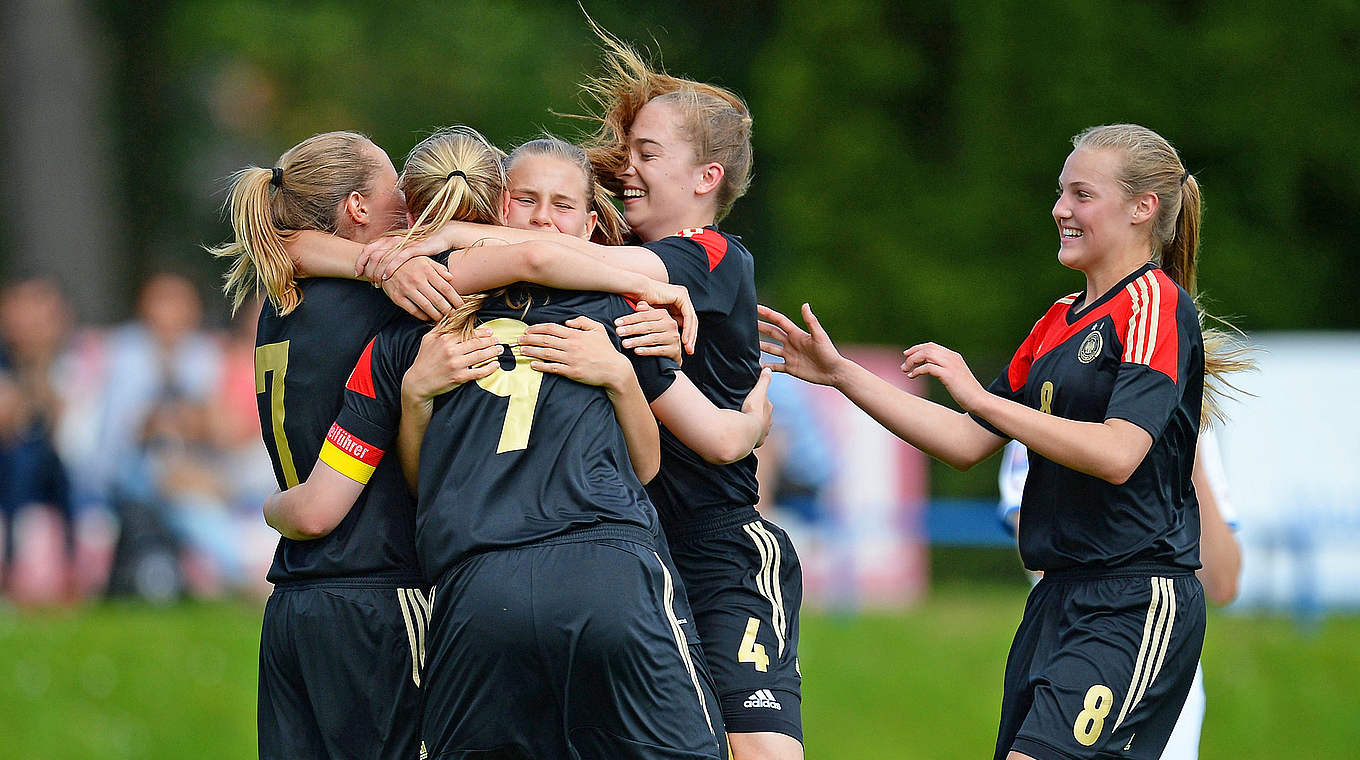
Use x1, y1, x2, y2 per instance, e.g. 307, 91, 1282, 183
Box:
1072, 684, 1114, 746
474, 318, 543, 453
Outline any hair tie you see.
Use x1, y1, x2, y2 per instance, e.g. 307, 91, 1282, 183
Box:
1180, 169, 1190, 186
446, 170, 467, 183
270, 167, 283, 188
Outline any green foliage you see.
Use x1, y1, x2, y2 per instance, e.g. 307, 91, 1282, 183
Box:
83, 0, 1360, 494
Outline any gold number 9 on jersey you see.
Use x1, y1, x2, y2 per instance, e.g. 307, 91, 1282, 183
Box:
475, 318, 544, 453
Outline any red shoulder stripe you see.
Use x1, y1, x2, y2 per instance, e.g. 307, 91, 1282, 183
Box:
346, 337, 377, 398
678, 228, 729, 271
1120, 271, 1180, 382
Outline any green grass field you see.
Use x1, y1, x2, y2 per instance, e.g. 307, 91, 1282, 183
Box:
2, 584, 1357, 758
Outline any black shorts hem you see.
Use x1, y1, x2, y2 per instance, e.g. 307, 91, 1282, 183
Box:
1011, 735, 1081, 760
718, 688, 802, 742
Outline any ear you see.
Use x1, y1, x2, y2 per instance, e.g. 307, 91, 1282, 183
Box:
1130, 191, 1159, 226
343, 190, 369, 227
583, 209, 598, 239
499, 189, 511, 224
693, 162, 724, 198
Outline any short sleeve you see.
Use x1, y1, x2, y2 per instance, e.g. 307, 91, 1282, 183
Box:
318, 327, 416, 484
644, 229, 738, 315
1105, 276, 1188, 438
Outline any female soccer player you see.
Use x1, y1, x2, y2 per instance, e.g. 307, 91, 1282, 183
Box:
214, 129, 700, 760
277, 125, 733, 757
210, 130, 430, 760
359, 31, 806, 758
760, 123, 1240, 760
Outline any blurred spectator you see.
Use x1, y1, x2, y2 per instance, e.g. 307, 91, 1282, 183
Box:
0, 278, 78, 604
755, 369, 835, 525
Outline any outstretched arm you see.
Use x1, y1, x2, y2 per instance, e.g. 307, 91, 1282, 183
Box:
361, 221, 669, 282
758, 303, 1004, 470
760, 303, 1153, 482
518, 317, 660, 482
285, 231, 464, 321
649, 369, 773, 466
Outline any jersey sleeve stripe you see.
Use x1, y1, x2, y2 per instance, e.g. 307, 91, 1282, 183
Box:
1143, 273, 1162, 365
319, 422, 386, 484
679, 227, 730, 271
346, 337, 378, 398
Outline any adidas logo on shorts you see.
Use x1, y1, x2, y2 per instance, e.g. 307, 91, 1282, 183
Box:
743, 689, 783, 711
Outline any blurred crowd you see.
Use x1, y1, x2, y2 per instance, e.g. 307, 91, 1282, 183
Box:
0, 272, 277, 606
0, 272, 846, 608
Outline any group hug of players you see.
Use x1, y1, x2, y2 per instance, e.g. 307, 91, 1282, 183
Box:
214, 21, 1245, 760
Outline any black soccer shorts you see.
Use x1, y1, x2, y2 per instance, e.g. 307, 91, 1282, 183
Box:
995, 570, 1206, 760
258, 577, 429, 760
667, 507, 804, 741
420, 524, 722, 759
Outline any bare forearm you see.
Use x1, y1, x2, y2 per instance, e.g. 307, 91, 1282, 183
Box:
607, 377, 660, 483
449, 242, 657, 297
439, 222, 666, 280
288, 231, 365, 279
1193, 457, 1242, 604
832, 360, 1002, 470
263, 484, 330, 540
397, 395, 433, 493
969, 393, 1150, 484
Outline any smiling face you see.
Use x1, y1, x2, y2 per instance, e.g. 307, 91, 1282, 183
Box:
616, 98, 709, 242
504, 153, 597, 240
1052, 147, 1150, 274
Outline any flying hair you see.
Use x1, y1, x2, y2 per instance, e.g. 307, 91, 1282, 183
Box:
574, 16, 753, 222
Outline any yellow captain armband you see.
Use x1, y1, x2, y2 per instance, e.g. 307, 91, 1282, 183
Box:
319, 423, 386, 484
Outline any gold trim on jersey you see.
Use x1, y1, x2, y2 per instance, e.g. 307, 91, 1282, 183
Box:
1113, 576, 1177, 731
397, 587, 432, 687
742, 521, 788, 658
1123, 272, 1163, 367
652, 551, 715, 737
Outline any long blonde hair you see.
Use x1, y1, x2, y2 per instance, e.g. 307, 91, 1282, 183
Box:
504, 135, 628, 246
208, 131, 382, 315
392, 126, 525, 339
576, 19, 753, 222
1073, 124, 1255, 424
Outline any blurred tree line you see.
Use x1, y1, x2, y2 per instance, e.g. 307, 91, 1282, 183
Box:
4, 0, 1357, 495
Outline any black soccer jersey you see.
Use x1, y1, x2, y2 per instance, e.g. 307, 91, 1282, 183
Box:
254, 278, 421, 584
641, 228, 762, 526
324, 286, 678, 582
975, 263, 1204, 573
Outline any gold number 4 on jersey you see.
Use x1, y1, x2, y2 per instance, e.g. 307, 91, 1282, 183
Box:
738, 616, 770, 672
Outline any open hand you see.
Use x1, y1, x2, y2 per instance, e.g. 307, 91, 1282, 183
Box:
757, 303, 849, 387
901, 342, 987, 413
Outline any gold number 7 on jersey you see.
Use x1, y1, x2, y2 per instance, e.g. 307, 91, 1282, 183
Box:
474, 318, 544, 453
255, 341, 299, 487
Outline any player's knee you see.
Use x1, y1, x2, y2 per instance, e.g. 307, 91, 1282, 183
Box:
727, 731, 803, 760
